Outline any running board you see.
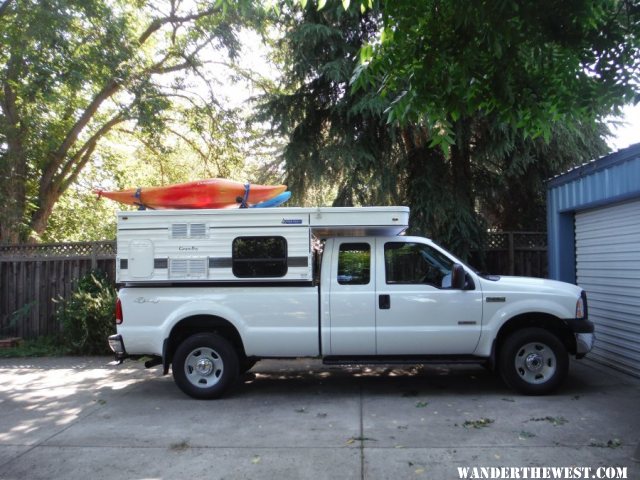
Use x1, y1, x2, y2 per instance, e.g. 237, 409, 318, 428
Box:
322, 355, 486, 366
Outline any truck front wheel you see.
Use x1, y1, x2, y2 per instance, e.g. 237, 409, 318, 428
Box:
172, 333, 239, 399
498, 328, 568, 395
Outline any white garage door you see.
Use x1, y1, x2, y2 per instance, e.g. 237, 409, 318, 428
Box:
575, 199, 640, 377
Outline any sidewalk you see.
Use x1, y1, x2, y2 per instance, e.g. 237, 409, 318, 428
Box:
0, 357, 638, 479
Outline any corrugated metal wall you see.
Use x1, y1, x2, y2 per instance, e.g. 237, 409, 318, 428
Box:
547, 145, 640, 283
575, 199, 640, 377
548, 143, 640, 377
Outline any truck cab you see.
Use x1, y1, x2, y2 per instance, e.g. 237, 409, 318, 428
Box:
321, 237, 482, 357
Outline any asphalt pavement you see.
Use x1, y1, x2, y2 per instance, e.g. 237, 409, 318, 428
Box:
0, 356, 638, 480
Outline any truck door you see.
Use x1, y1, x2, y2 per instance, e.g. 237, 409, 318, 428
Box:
375, 240, 482, 355
328, 239, 377, 355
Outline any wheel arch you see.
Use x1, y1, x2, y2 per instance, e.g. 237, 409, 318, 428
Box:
163, 315, 246, 374
492, 312, 577, 366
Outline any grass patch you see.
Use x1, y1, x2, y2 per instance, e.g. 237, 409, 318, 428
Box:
462, 418, 494, 429
0, 336, 67, 358
169, 440, 190, 451
590, 439, 622, 449
528, 416, 568, 426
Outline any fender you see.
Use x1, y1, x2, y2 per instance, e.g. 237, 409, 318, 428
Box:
162, 300, 248, 343
475, 297, 574, 357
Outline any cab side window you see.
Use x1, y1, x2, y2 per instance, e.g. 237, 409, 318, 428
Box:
337, 243, 371, 285
384, 242, 454, 288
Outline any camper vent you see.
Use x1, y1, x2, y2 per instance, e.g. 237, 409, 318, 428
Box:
190, 223, 206, 238
171, 224, 188, 239
171, 223, 206, 239
169, 258, 208, 279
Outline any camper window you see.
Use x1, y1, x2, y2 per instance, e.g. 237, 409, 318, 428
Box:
232, 236, 288, 278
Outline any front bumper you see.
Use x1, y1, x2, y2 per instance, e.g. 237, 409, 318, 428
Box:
575, 332, 595, 358
562, 318, 595, 359
108, 334, 128, 361
563, 318, 595, 334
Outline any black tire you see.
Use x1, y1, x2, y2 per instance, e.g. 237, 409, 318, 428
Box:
498, 327, 568, 395
172, 333, 239, 399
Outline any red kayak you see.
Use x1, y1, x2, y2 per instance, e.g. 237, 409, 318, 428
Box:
96, 178, 287, 209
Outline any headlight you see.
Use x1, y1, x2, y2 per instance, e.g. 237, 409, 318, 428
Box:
576, 295, 585, 319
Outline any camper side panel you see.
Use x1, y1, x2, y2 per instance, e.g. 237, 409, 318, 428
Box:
117, 212, 311, 284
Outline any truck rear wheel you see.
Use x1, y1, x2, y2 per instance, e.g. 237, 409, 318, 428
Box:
172, 333, 239, 399
498, 328, 568, 395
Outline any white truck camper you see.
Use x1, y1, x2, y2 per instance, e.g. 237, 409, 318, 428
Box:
109, 206, 594, 399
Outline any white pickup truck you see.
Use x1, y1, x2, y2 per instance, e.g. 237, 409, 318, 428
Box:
108, 206, 594, 399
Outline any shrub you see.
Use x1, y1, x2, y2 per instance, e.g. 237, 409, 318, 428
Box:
56, 270, 116, 355
0, 336, 66, 358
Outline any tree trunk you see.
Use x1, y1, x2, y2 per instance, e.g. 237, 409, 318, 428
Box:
28, 193, 60, 242
1, 72, 27, 244
449, 119, 474, 212
0, 162, 27, 244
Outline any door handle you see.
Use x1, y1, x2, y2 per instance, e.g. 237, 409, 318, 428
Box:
379, 294, 390, 310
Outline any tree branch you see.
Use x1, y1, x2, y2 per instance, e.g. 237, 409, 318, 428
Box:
146, 35, 213, 75
47, 78, 121, 183
116, 128, 175, 183
60, 140, 98, 193
137, 5, 222, 46
47, 4, 225, 185
166, 126, 212, 164
153, 81, 225, 111
52, 113, 125, 192
148, 59, 194, 75
0, 0, 13, 17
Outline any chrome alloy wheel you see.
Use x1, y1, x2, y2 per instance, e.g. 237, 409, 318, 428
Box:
514, 342, 557, 385
184, 347, 224, 388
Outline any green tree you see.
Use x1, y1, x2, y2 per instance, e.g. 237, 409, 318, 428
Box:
354, 0, 639, 139
258, 3, 401, 207
0, 0, 258, 243
351, 0, 638, 250
261, 1, 615, 258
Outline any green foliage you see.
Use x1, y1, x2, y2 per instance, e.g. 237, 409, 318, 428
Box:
56, 271, 116, 355
352, 0, 640, 140
43, 181, 118, 243
260, 0, 616, 260
0, 336, 67, 358
1, 301, 35, 337
0, 0, 261, 243
257, 1, 399, 208
473, 116, 609, 231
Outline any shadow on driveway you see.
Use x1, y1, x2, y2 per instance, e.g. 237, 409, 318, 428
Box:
0, 357, 638, 480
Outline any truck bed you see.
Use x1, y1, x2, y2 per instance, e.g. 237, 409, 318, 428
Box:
118, 285, 320, 357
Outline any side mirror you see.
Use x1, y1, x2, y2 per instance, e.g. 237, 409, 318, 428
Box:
451, 263, 466, 289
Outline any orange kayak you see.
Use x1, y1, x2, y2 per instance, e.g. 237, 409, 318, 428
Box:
96, 178, 287, 209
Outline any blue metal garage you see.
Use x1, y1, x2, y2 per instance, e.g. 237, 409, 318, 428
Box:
547, 142, 640, 377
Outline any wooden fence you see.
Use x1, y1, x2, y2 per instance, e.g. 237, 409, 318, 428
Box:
470, 232, 548, 278
0, 241, 116, 340
0, 233, 547, 340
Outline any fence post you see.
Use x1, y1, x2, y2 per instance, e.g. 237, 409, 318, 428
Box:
91, 242, 97, 270
508, 232, 515, 275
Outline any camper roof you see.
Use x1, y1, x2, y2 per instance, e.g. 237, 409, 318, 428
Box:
118, 206, 410, 237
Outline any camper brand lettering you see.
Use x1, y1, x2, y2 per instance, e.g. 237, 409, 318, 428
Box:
178, 246, 198, 251
281, 218, 303, 224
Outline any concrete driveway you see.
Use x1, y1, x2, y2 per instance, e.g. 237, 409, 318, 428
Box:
0, 357, 638, 480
